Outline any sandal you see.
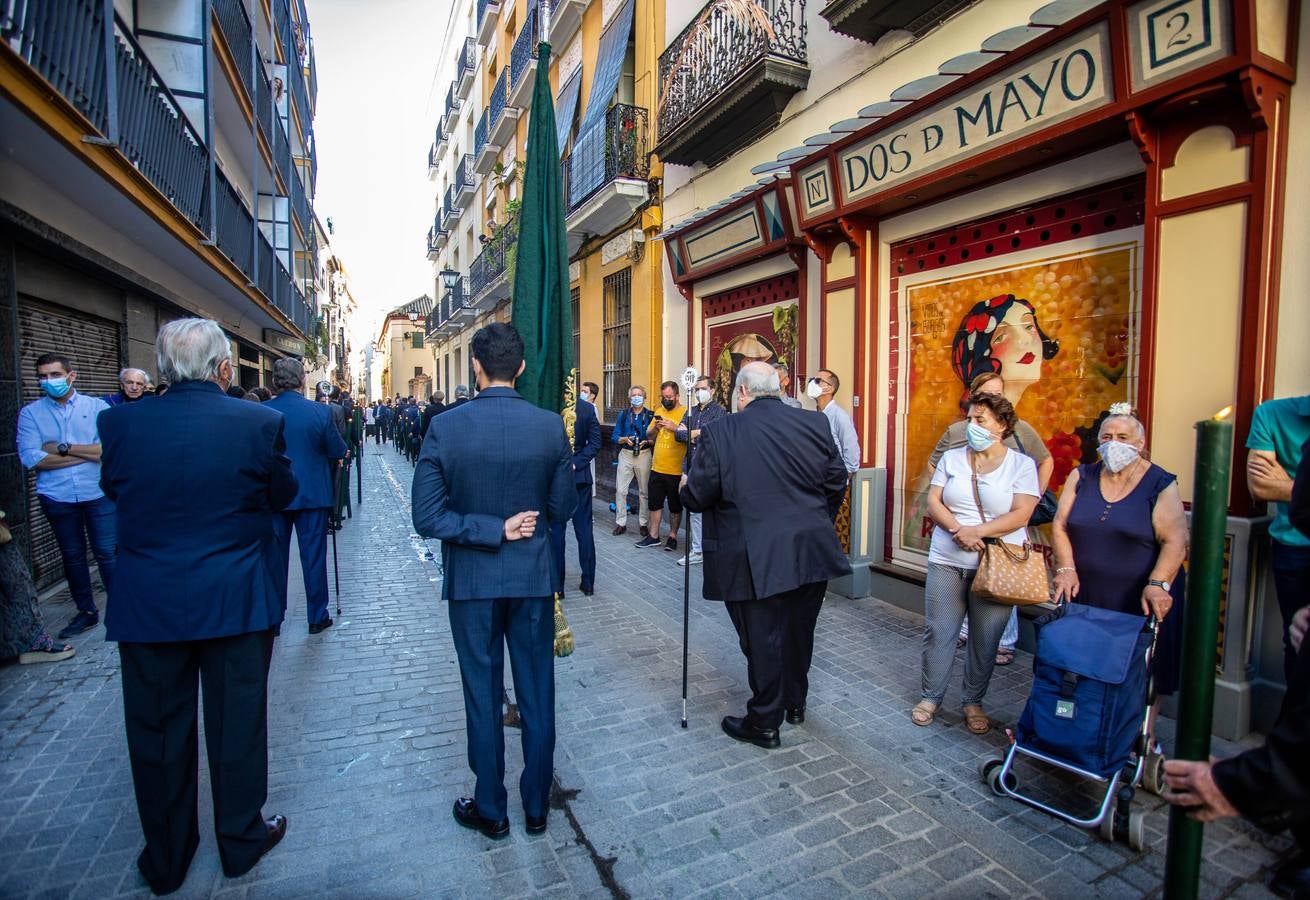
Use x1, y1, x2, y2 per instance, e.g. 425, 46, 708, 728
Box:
995, 648, 1014, 666
911, 701, 937, 727
963, 705, 990, 735
18, 644, 75, 664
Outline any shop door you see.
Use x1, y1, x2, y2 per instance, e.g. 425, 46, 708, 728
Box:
18, 300, 122, 589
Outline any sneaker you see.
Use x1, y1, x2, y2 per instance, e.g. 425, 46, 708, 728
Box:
57, 611, 99, 640
664, 537, 678, 552
634, 536, 661, 549
677, 552, 703, 567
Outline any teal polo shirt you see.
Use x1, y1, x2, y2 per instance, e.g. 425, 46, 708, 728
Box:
1246, 395, 1310, 546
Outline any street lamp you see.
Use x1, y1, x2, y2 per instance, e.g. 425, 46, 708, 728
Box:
440, 269, 459, 291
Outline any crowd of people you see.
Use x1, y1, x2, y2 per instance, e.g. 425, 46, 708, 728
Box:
1, 316, 1307, 896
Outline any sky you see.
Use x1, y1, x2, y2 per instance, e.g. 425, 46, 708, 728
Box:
308, 0, 455, 349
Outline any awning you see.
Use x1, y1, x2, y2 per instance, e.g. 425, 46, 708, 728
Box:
578, 0, 632, 132
555, 69, 582, 158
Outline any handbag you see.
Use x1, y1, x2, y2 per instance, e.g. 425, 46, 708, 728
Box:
1010, 431, 1059, 527
968, 453, 1050, 606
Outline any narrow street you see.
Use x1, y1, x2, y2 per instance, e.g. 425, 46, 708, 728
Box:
0, 444, 1292, 899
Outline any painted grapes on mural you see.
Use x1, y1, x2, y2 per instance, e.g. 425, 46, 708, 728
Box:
709, 302, 799, 409
896, 240, 1140, 562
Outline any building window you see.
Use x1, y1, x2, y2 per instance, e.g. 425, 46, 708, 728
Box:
411, 331, 424, 349
414, 366, 424, 377
602, 268, 631, 422
571, 285, 581, 378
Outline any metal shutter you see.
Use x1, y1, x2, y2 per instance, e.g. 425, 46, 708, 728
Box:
17, 299, 122, 589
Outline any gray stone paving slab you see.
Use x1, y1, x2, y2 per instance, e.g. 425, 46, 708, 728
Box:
0, 442, 1294, 898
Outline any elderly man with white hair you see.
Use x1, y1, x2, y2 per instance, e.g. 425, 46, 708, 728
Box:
680, 361, 851, 749
104, 367, 151, 406
99, 318, 297, 895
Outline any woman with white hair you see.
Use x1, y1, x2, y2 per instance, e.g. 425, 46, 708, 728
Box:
1050, 403, 1189, 737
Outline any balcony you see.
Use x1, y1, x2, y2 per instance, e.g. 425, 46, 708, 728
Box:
474, 108, 499, 176
454, 155, 477, 205
428, 143, 441, 180
469, 216, 518, 308
488, 68, 519, 148
427, 216, 449, 258
442, 277, 477, 338
564, 105, 650, 253
476, 0, 501, 45
548, 0, 588, 48
442, 83, 462, 133
821, 0, 972, 46
508, 7, 538, 110
455, 37, 477, 100
440, 186, 460, 229
213, 0, 255, 102
656, 0, 809, 167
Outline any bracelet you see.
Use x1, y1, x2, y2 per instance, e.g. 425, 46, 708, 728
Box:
1055, 567, 1076, 574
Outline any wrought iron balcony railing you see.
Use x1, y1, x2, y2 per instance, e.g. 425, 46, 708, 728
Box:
435, 122, 448, 151
213, 0, 255, 101
427, 217, 448, 255
428, 143, 440, 171
489, 67, 508, 130
214, 169, 255, 277
470, 216, 518, 298
474, 108, 488, 158
256, 65, 274, 142
509, 7, 538, 93
476, 0, 494, 31
445, 82, 461, 124
458, 36, 477, 77
454, 155, 474, 190
566, 104, 649, 212
657, 0, 807, 145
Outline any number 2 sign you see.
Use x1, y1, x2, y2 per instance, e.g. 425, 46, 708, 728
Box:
1128, 0, 1230, 90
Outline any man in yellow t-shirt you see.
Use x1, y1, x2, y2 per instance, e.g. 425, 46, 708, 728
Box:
636, 380, 687, 551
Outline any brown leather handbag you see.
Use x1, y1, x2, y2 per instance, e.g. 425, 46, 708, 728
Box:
968, 454, 1050, 606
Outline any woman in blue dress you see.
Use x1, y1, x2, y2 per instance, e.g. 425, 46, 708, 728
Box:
1050, 403, 1189, 742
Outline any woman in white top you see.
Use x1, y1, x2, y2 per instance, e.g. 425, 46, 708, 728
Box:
912, 392, 1040, 735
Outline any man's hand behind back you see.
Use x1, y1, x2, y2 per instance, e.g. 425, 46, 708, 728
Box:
504, 511, 540, 542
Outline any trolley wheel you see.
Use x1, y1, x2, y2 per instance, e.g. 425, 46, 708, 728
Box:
978, 757, 1003, 783
1127, 811, 1146, 851
1099, 799, 1118, 842
986, 766, 1016, 797
1142, 753, 1167, 796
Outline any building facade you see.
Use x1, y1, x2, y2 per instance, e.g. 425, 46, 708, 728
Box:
1, 0, 322, 588
307, 250, 358, 396
376, 295, 437, 402
423, 0, 666, 466
655, 0, 1307, 738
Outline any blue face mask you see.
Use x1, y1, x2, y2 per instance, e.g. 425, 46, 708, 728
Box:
630, 395, 644, 407
41, 377, 71, 399
965, 420, 997, 451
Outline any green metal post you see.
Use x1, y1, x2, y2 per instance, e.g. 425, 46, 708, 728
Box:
1163, 414, 1233, 899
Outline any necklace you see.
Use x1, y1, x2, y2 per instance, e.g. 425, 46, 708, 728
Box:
1098, 458, 1143, 522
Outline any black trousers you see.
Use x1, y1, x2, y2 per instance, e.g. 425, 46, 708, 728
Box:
119, 630, 274, 894
725, 582, 826, 730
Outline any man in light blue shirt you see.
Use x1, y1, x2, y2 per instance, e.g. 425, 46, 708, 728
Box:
16, 352, 116, 639
808, 369, 861, 475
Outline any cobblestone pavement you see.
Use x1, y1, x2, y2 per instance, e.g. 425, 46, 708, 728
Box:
0, 444, 1293, 899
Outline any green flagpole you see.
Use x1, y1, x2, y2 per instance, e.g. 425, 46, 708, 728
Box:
508, 0, 574, 412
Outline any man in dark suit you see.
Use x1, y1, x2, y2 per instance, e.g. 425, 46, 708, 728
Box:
549, 385, 601, 596
412, 323, 574, 839
681, 361, 851, 749
266, 359, 348, 633
99, 319, 296, 895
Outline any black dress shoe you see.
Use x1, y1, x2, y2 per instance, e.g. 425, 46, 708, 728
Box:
222, 814, 286, 878
526, 813, 548, 835
308, 618, 333, 635
580, 583, 594, 596
452, 798, 509, 839
785, 707, 805, 724
721, 715, 780, 749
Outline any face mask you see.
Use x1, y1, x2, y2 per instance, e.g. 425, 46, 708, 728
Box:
40, 377, 71, 399
806, 380, 824, 400
630, 395, 644, 408
965, 421, 997, 451
661, 397, 676, 411
695, 388, 712, 406
1098, 440, 1141, 473
579, 391, 590, 403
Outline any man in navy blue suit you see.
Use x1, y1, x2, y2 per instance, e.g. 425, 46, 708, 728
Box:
549, 379, 601, 596
412, 323, 574, 839
265, 358, 348, 633
99, 319, 296, 895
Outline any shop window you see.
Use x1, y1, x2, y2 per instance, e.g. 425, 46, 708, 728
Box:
602, 268, 631, 422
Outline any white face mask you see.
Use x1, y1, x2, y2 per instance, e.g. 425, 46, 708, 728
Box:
965, 420, 997, 452
579, 391, 590, 403
1098, 440, 1141, 473
806, 379, 824, 400
695, 388, 712, 406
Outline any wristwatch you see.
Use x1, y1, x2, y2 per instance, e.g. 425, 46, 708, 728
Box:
1148, 579, 1170, 592
56, 442, 70, 456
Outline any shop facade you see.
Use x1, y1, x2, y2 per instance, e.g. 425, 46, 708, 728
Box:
660, 0, 1306, 738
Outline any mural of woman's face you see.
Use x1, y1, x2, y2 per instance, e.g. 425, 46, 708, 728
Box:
989, 304, 1043, 388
